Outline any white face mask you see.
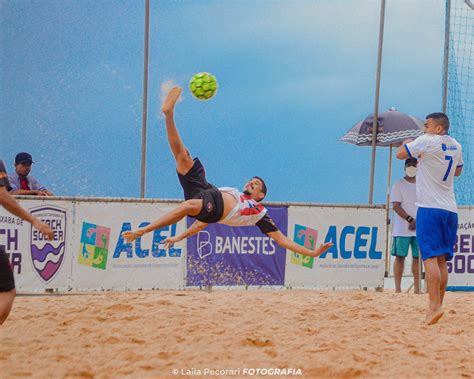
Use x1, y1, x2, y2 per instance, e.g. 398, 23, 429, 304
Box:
405, 166, 417, 178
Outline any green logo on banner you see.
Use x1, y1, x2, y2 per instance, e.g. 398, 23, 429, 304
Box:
78, 222, 111, 270
291, 224, 318, 269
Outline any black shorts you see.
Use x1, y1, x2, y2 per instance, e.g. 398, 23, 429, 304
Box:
177, 158, 224, 223
0, 247, 15, 293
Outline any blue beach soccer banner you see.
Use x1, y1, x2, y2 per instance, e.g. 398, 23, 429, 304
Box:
186, 207, 288, 286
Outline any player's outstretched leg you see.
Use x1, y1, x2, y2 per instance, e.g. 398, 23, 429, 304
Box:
122, 199, 202, 242
161, 86, 194, 175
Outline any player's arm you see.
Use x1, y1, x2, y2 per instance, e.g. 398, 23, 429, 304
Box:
0, 186, 54, 239
267, 230, 333, 258
255, 214, 332, 257
455, 146, 464, 177
454, 165, 463, 177
392, 201, 416, 230
10, 189, 42, 195
163, 220, 208, 248
396, 139, 414, 160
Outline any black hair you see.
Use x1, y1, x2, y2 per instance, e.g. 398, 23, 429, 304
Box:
405, 157, 418, 166
426, 112, 450, 131
252, 176, 267, 201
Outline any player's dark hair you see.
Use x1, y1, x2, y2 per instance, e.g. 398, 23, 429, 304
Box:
253, 176, 267, 202
426, 112, 450, 132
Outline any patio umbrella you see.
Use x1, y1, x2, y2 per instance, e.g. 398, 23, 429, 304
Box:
340, 108, 424, 278
340, 108, 424, 146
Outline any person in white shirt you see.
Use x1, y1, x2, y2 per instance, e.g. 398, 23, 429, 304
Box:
122, 86, 332, 258
396, 112, 463, 325
390, 157, 420, 294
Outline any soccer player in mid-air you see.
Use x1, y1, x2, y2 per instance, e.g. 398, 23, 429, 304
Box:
397, 112, 463, 325
123, 86, 332, 258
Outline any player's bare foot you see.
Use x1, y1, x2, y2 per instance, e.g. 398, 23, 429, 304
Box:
313, 242, 333, 257
425, 308, 444, 325
162, 86, 182, 115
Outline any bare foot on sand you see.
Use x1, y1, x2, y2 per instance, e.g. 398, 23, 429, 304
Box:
425, 308, 444, 325
162, 86, 182, 115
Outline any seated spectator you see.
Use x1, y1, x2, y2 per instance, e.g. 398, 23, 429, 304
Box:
8, 152, 54, 196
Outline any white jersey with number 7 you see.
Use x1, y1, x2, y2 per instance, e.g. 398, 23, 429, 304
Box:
405, 134, 463, 213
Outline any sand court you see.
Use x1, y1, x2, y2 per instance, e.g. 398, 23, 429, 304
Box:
1, 289, 473, 379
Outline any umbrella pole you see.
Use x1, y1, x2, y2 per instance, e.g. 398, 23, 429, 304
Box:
384, 144, 393, 278
368, 0, 386, 204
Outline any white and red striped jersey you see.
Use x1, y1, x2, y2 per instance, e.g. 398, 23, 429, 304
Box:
218, 187, 268, 227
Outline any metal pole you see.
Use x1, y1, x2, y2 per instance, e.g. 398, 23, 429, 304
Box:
368, 0, 386, 204
442, 0, 451, 113
140, 0, 151, 198
384, 144, 393, 277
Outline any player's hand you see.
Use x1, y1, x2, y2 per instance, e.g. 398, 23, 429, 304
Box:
33, 219, 54, 240
408, 219, 416, 231
314, 242, 333, 257
122, 229, 146, 242
163, 236, 182, 249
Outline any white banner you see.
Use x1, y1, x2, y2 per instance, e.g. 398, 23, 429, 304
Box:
0, 199, 186, 291
448, 207, 474, 290
285, 206, 386, 289
1, 198, 391, 291
1, 201, 74, 291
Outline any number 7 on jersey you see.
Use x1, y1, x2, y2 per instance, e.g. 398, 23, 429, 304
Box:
443, 155, 453, 181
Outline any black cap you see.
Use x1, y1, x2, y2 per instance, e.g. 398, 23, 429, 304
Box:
15, 152, 34, 165
405, 157, 417, 166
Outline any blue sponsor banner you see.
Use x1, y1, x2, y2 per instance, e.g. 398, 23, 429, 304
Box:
186, 207, 288, 286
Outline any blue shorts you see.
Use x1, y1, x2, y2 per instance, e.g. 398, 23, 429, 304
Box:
416, 207, 458, 261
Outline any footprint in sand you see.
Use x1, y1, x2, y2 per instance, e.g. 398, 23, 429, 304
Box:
243, 337, 273, 347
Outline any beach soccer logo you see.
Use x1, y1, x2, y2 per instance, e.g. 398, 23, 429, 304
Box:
78, 222, 110, 270
29, 206, 67, 283
291, 224, 318, 269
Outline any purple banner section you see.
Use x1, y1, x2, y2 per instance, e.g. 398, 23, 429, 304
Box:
186, 206, 288, 286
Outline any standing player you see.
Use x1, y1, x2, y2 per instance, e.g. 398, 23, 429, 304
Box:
123, 86, 332, 258
0, 159, 54, 325
396, 113, 463, 325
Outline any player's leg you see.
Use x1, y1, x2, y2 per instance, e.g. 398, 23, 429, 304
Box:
423, 256, 444, 325
0, 289, 16, 325
412, 257, 420, 294
161, 86, 194, 175
122, 199, 202, 242
438, 254, 448, 306
0, 250, 16, 326
391, 237, 407, 293
394, 256, 405, 293
411, 237, 421, 294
